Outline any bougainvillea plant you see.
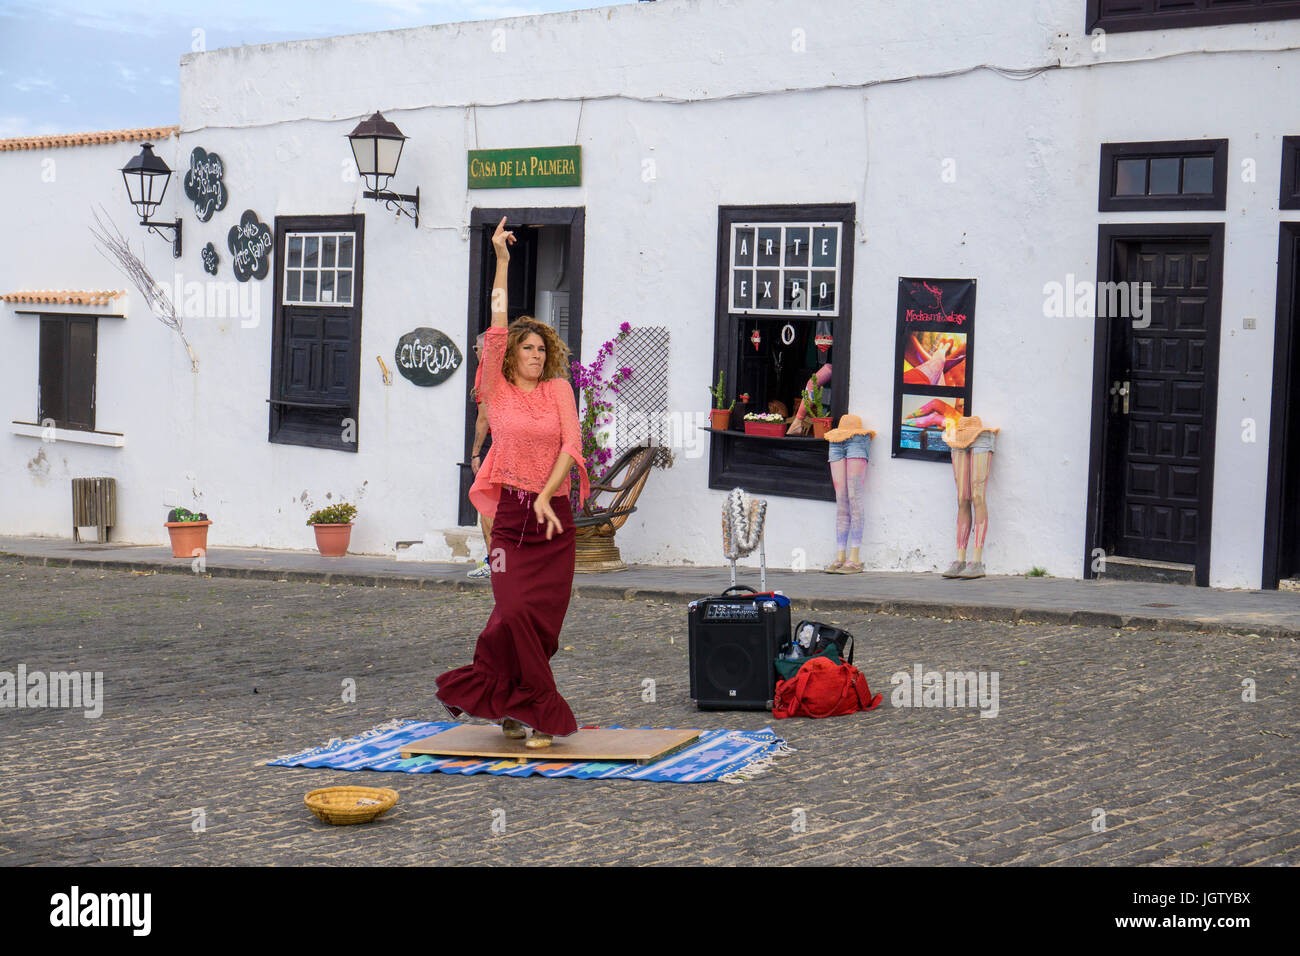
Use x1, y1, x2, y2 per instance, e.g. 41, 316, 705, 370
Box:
569, 322, 634, 513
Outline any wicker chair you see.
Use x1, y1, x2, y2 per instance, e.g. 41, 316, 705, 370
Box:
573, 445, 659, 572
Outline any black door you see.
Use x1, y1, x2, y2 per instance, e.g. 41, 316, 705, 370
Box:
1264, 224, 1300, 586
1093, 227, 1223, 585
269, 216, 365, 452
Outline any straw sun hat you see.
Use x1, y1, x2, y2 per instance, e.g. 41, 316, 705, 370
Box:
823, 414, 877, 443
945, 415, 999, 449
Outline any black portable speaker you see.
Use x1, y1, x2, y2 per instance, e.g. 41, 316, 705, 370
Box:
688, 585, 792, 710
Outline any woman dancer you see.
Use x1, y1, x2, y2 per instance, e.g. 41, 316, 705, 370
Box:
436, 216, 589, 749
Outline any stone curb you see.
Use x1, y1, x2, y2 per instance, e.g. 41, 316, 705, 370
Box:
2, 550, 1293, 640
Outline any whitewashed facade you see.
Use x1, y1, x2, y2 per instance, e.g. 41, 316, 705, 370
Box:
2, 0, 1299, 589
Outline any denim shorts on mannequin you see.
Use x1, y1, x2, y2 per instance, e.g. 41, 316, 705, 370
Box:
827, 434, 871, 462
965, 431, 996, 454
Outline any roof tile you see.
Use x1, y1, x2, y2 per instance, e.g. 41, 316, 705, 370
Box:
2, 291, 127, 306
0, 126, 179, 152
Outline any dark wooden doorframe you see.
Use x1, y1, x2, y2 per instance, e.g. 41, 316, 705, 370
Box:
1082, 222, 1225, 587
1262, 222, 1300, 589
458, 206, 585, 526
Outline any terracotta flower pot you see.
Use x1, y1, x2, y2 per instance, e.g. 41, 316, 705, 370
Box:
744, 420, 787, 437
811, 416, 833, 439
710, 408, 732, 431
312, 522, 353, 557
165, 520, 211, 558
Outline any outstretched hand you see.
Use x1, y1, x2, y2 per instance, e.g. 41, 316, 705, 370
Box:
492, 215, 515, 262
534, 495, 562, 540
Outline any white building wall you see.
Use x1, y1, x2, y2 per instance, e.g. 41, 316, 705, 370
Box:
2, 0, 1296, 586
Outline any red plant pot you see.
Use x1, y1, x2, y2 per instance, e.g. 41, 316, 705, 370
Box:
165, 520, 211, 559
710, 408, 732, 431
811, 417, 833, 439
744, 420, 787, 437
312, 523, 353, 557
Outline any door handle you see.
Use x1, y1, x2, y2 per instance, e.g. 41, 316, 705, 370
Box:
1120, 381, 1130, 415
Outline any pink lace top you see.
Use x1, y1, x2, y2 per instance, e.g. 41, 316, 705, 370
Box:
468, 326, 589, 521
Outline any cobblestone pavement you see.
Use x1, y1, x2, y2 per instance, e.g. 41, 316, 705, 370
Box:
0, 560, 1295, 866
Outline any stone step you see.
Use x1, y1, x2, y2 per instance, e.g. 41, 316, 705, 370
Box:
1097, 554, 1195, 586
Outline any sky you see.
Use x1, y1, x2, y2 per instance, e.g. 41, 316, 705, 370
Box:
0, 0, 641, 138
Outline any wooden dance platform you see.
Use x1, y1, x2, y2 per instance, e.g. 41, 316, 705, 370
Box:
399, 726, 702, 765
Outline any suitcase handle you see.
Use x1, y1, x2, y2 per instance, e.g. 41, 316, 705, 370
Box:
721, 585, 757, 595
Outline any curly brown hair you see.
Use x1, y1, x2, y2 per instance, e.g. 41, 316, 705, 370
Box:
500, 316, 571, 384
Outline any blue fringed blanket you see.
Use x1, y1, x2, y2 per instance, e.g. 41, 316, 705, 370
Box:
266, 720, 792, 783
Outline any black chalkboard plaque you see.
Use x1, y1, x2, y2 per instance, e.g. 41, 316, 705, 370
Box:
183, 147, 228, 222
201, 242, 219, 276
227, 210, 272, 282
395, 328, 462, 387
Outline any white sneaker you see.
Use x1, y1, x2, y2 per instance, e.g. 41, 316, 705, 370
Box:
466, 561, 491, 579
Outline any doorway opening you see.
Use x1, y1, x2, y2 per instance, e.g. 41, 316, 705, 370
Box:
457, 207, 585, 527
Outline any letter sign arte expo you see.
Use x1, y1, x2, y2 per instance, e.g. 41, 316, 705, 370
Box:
395, 328, 463, 386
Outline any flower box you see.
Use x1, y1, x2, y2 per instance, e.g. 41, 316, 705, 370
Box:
743, 420, 787, 437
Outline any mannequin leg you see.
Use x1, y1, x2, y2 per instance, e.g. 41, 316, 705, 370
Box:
951, 448, 973, 561
829, 457, 849, 569
842, 457, 868, 570
970, 451, 992, 562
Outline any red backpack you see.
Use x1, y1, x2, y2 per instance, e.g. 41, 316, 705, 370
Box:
772, 656, 883, 719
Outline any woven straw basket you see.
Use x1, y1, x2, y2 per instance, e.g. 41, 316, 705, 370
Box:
304, 786, 398, 825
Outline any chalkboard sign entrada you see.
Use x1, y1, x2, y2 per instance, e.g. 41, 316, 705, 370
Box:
227, 210, 272, 282
183, 147, 228, 223
395, 328, 462, 387
467, 146, 581, 189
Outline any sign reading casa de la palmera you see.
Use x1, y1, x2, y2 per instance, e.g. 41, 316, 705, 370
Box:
467, 146, 582, 189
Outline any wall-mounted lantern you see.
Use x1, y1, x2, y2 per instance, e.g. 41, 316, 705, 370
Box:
120, 143, 182, 258
347, 111, 420, 228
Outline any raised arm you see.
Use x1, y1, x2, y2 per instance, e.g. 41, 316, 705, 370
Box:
490, 215, 514, 330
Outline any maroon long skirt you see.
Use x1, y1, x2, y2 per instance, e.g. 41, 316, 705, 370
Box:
435, 488, 579, 737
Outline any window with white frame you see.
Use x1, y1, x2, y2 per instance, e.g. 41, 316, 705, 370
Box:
729, 222, 841, 316
284, 232, 355, 306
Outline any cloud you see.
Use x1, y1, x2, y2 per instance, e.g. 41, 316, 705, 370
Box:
0, 115, 66, 138
12, 75, 57, 93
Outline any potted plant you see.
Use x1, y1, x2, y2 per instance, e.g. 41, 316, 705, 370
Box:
806, 382, 832, 439
164, 507, 211, 558
744, 411, 787, 437
307, 502, 357, 557
708, 370, 736, 431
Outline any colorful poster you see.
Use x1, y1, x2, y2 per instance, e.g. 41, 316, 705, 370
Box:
892, 277, 976, 461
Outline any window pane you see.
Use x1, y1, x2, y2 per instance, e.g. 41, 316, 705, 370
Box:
287, 270, 301, 302
811, 270, 836, 312
337, 271, 353, 304
733, 228, 755, 266
732, 269, 753, 310
288, 236, 303, 268
783, 271, 810, 311
756, 228, 782, 267
1115, 158, 1146, 195
756, 270, 780, 309
322, 236, 336, 269
339, 236, 354, 268
304, 236, 319, 269
303, 271, 318, 302
1182, 156, 1214, 194
784, 227, 810, 267
321, 270, 335, 303
811, 227, 838, 268
1149, 157, 1180, 194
